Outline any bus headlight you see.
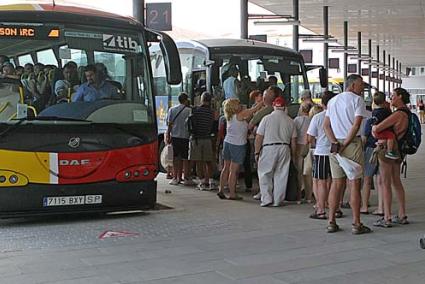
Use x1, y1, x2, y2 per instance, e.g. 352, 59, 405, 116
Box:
116, 165, 157, 182
9, 175, 18, 184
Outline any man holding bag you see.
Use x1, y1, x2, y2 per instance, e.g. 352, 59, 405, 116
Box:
324, 74, 371, 235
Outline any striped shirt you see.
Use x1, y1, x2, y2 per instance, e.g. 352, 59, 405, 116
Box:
190, 105, 214, 137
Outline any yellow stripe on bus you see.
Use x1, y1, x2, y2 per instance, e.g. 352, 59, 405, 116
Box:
0, 4, 39, 11
0, 150, 51, 185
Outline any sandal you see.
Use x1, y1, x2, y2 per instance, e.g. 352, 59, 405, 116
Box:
335, 209, 344, 218
352, 223, 372, 235
326, 222, 340, 233
217, 192, 227, 200
310, 211, 327, 220
360, 210, 369, 215
393, 215, 409, 225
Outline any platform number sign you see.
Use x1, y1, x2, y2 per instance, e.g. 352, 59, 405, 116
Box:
146, 3, 172, 31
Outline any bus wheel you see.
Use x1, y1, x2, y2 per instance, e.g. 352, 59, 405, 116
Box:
158, 137, 166, 173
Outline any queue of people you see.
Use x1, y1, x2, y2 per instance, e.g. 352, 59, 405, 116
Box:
165, 73, 418, 235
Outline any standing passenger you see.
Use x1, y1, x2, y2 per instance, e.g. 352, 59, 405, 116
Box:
223, 66, 240, 99
307, 91, 336, 218
217, 98, 263, 200
166, 92, 193, 186
324, 74, 372, 234
255, 96, 297, 207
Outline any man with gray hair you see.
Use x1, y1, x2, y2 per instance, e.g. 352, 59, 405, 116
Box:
324, 74, 371, 234
254, 96, 297, 207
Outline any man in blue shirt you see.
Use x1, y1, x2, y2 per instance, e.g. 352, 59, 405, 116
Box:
72, 64, 119, 102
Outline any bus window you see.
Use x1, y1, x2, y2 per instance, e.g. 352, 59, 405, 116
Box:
94, 51, 126, 85
18, 54, 33, 66
37, 49, 58, 66
59, 46, 87, 67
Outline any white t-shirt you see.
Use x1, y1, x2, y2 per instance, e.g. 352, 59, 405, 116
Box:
293, 115, 311, 145
325, 91, 367, 139
166, 104, 191, 139
257, 110, 297, 145
307, 111, 330, 156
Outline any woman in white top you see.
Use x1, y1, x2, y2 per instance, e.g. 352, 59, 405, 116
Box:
218, 98, 263, 200
307, 91, 336, 219
294, 103, 313, 203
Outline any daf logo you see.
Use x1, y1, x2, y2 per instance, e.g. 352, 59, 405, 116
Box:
59, 159, 90, 166
68, 137, 80, 148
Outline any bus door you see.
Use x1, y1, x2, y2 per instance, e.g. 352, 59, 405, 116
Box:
189, 69, 206, 106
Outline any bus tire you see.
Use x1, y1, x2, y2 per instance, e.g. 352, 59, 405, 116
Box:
158, 136, 166, 173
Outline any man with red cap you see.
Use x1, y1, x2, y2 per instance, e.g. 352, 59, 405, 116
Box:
254, 96, 297, 207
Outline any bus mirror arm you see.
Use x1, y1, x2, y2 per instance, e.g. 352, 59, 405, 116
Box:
146, 29, 182, 85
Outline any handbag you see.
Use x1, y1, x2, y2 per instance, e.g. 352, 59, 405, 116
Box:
160, 144, 174, 169
285, 161, 299, 201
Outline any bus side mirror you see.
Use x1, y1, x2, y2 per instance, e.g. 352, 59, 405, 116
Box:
319, 67, 328, 88
146, 29, 182, 85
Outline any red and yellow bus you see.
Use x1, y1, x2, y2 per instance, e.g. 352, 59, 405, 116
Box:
0, 4, 181, 217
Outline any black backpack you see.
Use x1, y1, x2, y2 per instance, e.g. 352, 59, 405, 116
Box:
397, 108, 422, 155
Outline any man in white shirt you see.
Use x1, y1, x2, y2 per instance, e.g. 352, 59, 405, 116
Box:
324, 74, 372, 235
255, 96, 297, 207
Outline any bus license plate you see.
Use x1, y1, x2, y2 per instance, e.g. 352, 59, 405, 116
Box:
43, 195, 102, 207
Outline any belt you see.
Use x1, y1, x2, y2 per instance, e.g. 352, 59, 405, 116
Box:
263, 142, 289, 147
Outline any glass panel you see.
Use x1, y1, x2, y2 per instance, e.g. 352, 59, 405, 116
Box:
18, 54, 33, 66
37, 49, 57, 66
0, 23, 152, 126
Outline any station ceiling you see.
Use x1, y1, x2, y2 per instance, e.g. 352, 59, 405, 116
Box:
250, 0, 425, 68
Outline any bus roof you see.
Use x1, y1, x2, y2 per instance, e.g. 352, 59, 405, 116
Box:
194, 38, 303, 59
0, 4, 141, 29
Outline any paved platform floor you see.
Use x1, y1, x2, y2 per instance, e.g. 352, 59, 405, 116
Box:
1, 140, 425, 283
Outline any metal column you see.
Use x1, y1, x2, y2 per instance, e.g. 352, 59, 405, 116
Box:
388, 54, 391, 93
396, 60, 399, 88
357, 32, 361, 75
383, 50, 386, 94
240, 0, 248, 39
323, 6, 329, 87
293, 0, 299, 51
368, 39, 372, 95
399, 62, 402, 88
376, 45, 380, 91
133, 0, 145, 24
343, 21, 348, 84
392, 57, 395, 91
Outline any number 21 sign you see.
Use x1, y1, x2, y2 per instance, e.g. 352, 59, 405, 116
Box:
146, 3, 172, 31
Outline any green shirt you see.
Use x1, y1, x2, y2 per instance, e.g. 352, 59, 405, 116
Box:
249, 105, 274, 126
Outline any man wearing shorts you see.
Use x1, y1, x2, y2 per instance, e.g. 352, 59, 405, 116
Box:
188, 92, 215, 190
324, 74, 372, 235
166, 93, 193, 185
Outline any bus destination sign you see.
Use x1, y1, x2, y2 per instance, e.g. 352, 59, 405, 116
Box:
0, 25, 61, 39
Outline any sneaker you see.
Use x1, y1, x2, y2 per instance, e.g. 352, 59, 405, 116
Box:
373, 217, 393, 228
169, 179, 179, 186
385, 151, 399, 160
253, 193, 261, 200
352, 223, 372, 235
182, 179, 196, 186
198, 183, 210, 191
393, 215, 409, 225
209, 180, 219, 190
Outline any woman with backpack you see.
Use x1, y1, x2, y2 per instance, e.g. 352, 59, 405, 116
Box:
371, 88, 411, 227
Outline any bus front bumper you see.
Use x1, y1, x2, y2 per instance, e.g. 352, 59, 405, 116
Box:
0, 180, 156, 218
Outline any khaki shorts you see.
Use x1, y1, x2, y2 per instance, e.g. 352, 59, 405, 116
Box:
189, 137, 214, 162
329, 137, 364, 179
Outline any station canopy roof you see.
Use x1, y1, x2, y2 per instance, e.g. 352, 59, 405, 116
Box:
251, 0, 425, 67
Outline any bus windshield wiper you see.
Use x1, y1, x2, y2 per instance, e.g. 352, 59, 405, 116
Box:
27, 116, 92, 122
0, 118, 26, 139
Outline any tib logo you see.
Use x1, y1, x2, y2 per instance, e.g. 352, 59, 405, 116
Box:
103, 34, 138, 52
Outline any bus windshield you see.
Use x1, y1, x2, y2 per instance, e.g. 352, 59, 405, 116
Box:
0, 22, 154, 126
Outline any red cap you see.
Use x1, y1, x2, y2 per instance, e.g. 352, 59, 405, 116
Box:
272, 96, 286, 107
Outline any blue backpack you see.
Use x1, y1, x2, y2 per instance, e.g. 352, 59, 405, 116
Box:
398, 108, 422, 155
